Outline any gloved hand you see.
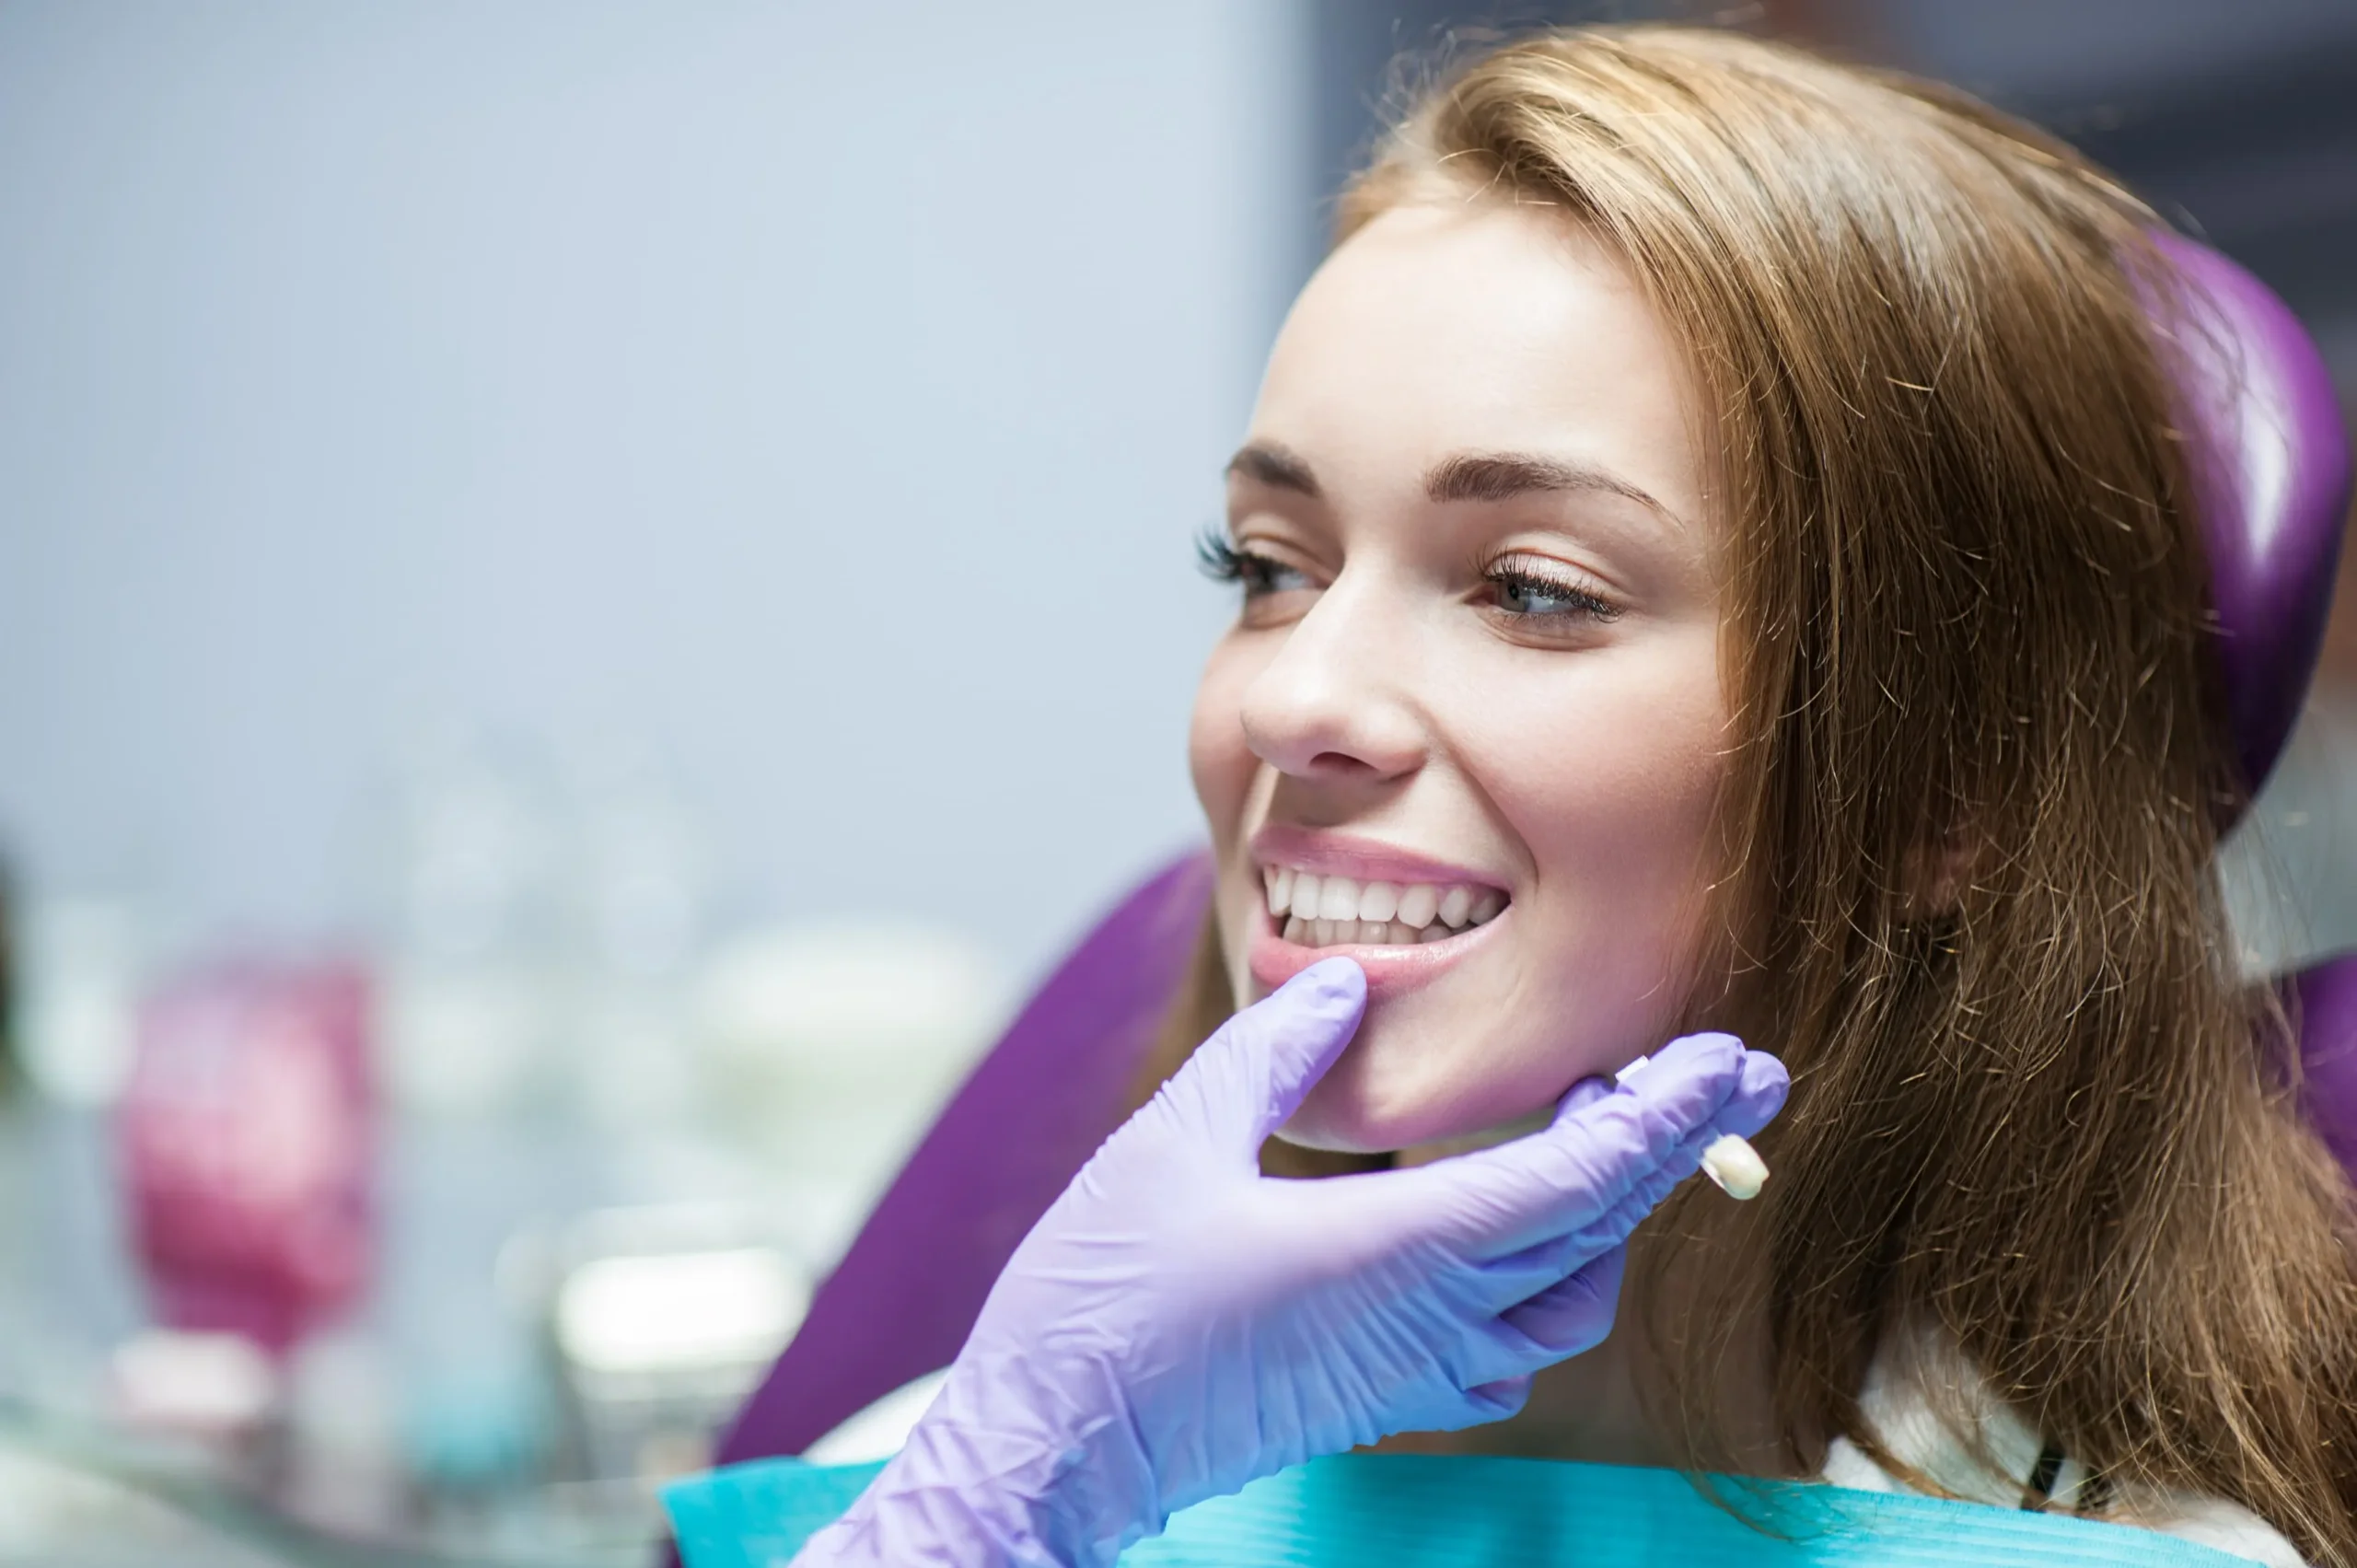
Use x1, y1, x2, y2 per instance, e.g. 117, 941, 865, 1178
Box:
795, 957, 1788, 1568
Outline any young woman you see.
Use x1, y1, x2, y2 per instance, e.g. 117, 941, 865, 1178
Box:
786, 26, 2357, 1568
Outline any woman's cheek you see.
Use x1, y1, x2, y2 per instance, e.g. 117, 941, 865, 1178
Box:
1188, 636, 1263, 854
1475, 642, 1731, 1016
1190, 636, 1270, 998
1487, 633, 1726, 855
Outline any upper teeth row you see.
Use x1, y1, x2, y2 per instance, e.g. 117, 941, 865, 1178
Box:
1261, 866, 1504, 930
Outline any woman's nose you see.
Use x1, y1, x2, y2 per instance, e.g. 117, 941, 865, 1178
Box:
1237, 580, 1426, 784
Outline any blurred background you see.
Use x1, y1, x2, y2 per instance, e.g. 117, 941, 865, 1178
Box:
0, 1, 2351, 1562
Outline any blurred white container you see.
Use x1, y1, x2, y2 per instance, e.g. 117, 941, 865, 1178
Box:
373, 728, 563, 1117
563, 743, 707, 1132
282, 1329, 403, 1533
18, 898, 145, 1106
694, 921, 1007, 1251
109, 1328, 279, 1437
507, 1202, 811, 1484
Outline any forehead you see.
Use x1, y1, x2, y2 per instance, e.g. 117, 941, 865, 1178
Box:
1251, 201, 1705, 520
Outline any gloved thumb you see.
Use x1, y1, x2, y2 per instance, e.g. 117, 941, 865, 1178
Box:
1169, 958, 1366, 1156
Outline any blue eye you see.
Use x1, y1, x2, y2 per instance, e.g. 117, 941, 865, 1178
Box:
1238, 555, 1314, 596
1487, 561, 1621, 623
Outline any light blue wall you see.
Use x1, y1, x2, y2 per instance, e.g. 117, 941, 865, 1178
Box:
0, 1, 1306, 978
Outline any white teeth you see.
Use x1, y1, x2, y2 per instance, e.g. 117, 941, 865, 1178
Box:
1267, 865, 1294, 917
1317, 877, 1362, 923
1291, 874, 1320, 919
1260, 864, 1510, 947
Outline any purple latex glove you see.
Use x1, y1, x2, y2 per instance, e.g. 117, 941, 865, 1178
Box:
795, 957, 1788, 1568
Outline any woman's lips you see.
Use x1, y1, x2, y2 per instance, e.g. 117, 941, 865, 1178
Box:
1246, 894, 1504, 998
1249, 824, 1506, 893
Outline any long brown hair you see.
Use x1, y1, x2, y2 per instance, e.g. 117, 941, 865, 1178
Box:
1149, 23, 2357, 1562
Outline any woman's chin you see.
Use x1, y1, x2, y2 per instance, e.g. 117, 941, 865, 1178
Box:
1270, 1037, 1516, 1155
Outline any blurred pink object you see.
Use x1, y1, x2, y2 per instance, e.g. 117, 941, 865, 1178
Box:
119, 961, 376, 1354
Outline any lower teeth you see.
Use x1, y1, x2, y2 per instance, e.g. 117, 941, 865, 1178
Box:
1281, 914, 1478, 947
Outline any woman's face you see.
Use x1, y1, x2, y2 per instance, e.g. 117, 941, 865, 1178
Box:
1190, 199, 1731, 1153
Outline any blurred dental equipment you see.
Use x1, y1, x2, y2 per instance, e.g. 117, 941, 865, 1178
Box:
118, 960, 376, 1354
695, 920, 1007, 1237
496, 1202, 812, 1486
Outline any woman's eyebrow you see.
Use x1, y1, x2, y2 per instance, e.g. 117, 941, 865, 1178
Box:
1225, 441, 1322, 498
1225, 443, 1687, 533
1423, 450, 1685, 528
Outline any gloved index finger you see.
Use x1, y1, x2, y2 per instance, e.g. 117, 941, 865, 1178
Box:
1156, 958, 1366, 1158
1396, 1033, 1777, 1260
1621, 1042, 1787, 1143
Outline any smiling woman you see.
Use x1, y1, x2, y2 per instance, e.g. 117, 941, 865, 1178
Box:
1145, 21, 2357, 1568
764, 24, 2357, 1568
1189, 203, 1726, 1155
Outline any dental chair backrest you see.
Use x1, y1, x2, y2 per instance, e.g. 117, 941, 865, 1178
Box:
2160, 235, 2357, 1180
710, 239, 2355, 1471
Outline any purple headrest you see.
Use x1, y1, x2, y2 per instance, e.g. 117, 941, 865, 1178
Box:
2154, 234, 2352, 807
2153, 241, 2357, 1188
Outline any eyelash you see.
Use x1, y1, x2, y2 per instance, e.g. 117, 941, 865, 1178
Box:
1199, 528, 1621, 627
1195, 528, 1306, 596
1482, 557, 1624, 624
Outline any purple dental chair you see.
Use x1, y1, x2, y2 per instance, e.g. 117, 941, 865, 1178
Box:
708, 237, 2356, 1477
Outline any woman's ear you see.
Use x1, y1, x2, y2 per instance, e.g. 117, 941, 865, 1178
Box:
1898, 833, 1976, 921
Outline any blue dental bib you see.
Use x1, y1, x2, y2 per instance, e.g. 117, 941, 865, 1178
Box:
663, 1452, 2254, 1566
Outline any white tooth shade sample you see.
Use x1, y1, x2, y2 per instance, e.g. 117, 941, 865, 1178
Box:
1396, 884, 1441, 929
1620, 1053, 1769, 1201
1266, 865, 1294, 916
1436, 886, 1474, 927
1700, 1133, 1769, 1201
1357, 881, 1399, 923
